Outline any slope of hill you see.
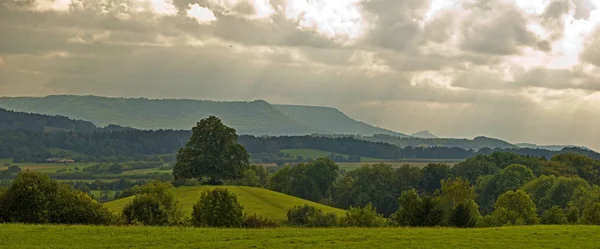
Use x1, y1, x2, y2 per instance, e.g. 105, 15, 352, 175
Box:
410, 130, 438, 139
274, 104, 407, 136
104, 186, 345, 223
0, 107, 97, 132
0, 95, 319, 135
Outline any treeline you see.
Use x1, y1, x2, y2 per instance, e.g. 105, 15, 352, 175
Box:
266, 152, 600, 226
1, 125, 600, 163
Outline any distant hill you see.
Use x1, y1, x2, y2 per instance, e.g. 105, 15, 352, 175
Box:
104, 186, 345, 224
274, 104, 407, 136
0, 107, 97, 132
0, 95, 408, 136
0, 95, 319, 136
410, 130, 438, 139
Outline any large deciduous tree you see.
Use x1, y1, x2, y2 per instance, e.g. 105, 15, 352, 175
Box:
173, 116, 249, 184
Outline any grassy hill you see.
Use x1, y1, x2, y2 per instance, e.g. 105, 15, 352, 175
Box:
104, 186, 345, 223
274, 104, 407, 137
2, 224, 599, 248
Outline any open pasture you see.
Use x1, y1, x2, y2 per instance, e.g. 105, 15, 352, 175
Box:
0, 224, 597, 249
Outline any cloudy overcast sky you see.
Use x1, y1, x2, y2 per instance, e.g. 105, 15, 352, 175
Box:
1, 0, 600, 150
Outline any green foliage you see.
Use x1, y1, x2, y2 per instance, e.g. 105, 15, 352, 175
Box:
421, 163, 451, 193
0, 171, 115, 225
581, 202, 600, 225
122, 195, 169, 226
174, 116, 249, 184
541, 206, 567, 224
122, 181, 183, 226
191, 188, 244, 228
269, 158, 339, 202
286, 204, 337, 227
242, 214, 279, 228
439, 177, 478, 215
391, 189, 443, 227
339, 203, 388, 227
332, 163, 398, 216
476, 165, 536, 215
417, 196, 444, 227
450, 202, 478, 228
452, 155, 499, 183
552, 153, 600, 185
392, 189, 422, 226
492, 190, 538, 225
495, 164, 534, 194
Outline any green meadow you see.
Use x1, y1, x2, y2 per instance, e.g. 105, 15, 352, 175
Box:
1, 224, 598, 249
104, 186, 346, 224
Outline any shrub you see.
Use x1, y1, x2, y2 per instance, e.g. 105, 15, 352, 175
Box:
242, 214, 279, 228
122, 180, 183, 226
339, 203, 388, 227
450, 202, 477, 228
0, 171, 116, 225
287, 204, 337, 227
581, 202, 600, 225
122, 195, 169, 226
541, 206, 567, 224
191, 188, 244, 227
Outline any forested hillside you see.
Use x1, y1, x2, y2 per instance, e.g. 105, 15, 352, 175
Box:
0, 107, 96, 132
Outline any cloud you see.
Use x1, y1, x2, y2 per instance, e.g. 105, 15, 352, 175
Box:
186, 3, 217, 24
1, 0, 600, 150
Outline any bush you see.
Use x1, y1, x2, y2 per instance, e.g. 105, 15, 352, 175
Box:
541, 206, 567, 224
287, 204, 337, 227
0, 171, 116, 225
122, 180, 183, 226
450, 202, 477, 228
191, 188, 244, 227
242, 214, 279, 228
122, 195, 169, 226
339, 203, 388, 227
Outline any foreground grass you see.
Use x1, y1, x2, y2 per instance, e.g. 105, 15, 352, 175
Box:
1, 224, 598, 249
104, 186, 346, 224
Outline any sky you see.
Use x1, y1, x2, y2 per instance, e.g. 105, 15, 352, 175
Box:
1, 0, 600, 150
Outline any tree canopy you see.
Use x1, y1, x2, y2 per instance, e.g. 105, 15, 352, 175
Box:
173, 116, 249, 184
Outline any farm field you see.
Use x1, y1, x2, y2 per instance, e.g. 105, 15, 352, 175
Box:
0, 162, 95, 173
104, 186, 345, 223
1, 224, 598, 249
281, 148, 389, 162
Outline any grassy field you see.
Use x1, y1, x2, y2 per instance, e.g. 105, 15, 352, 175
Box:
280, 149, 388, 162
104, 186, 345, 223
1, 224, 598, 249
120, 168, 172, 175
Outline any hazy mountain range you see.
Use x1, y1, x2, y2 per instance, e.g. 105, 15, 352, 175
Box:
0, 95, 589, 152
